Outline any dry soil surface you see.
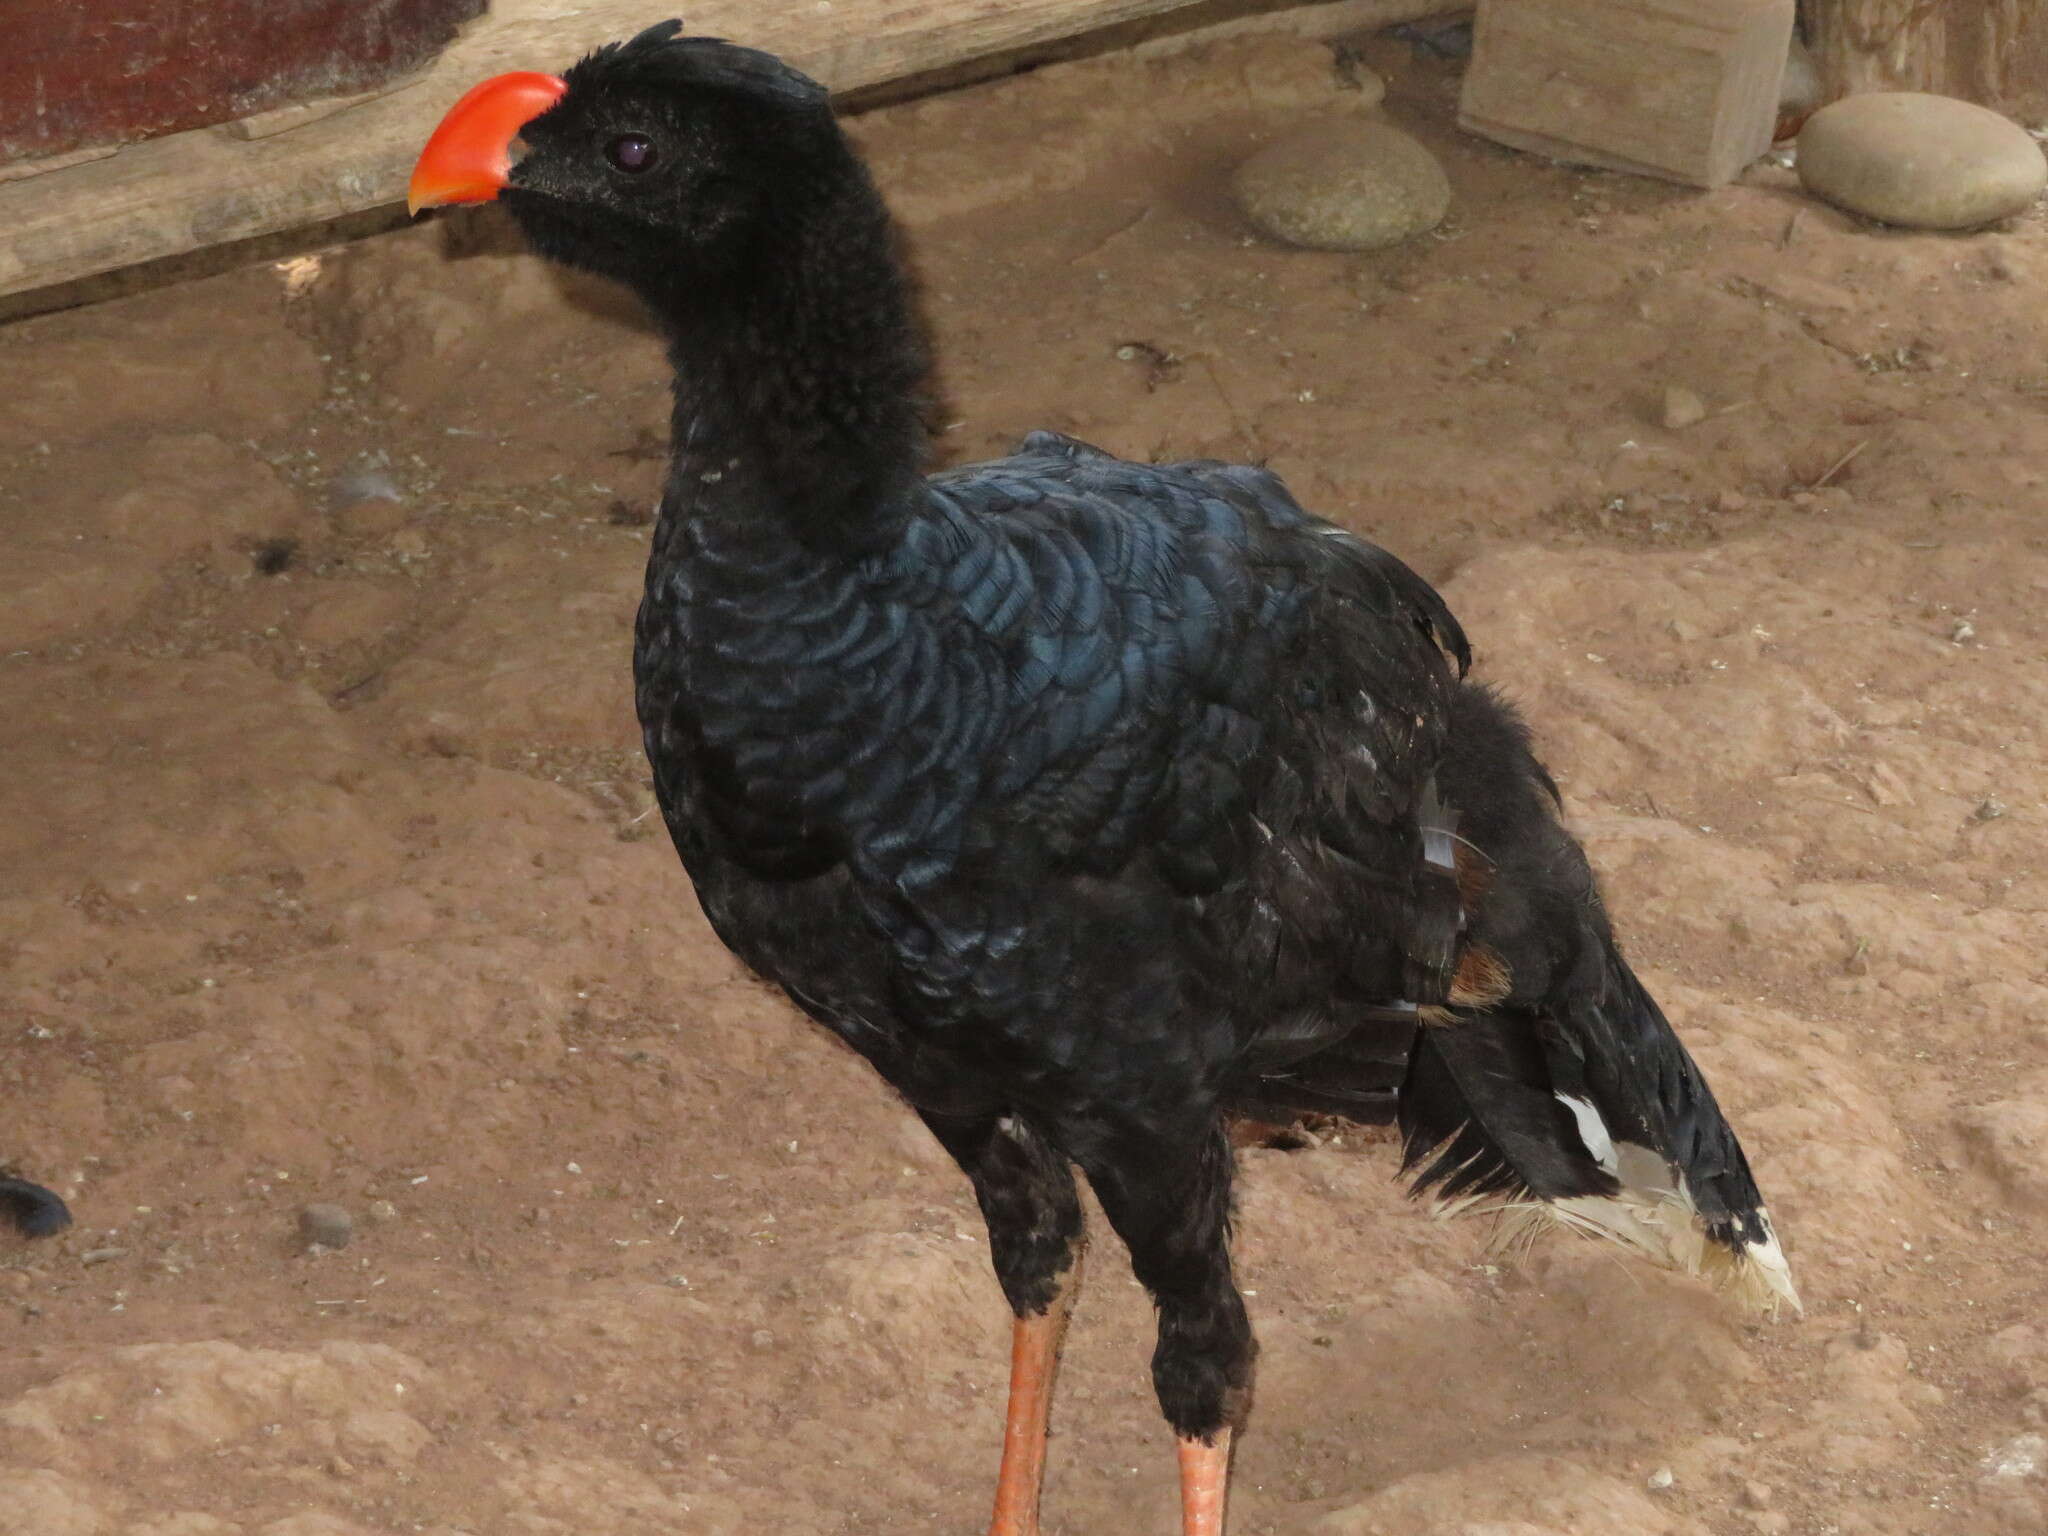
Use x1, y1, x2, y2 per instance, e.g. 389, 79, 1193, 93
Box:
2, 32, 2046, 1536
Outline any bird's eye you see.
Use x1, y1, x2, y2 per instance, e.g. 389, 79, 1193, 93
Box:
606, 133, 659, 173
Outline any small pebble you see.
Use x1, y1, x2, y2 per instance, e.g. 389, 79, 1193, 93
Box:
1647, 1466, 1676, 1491
1798, 93, 2047, 230
1951, 619, 1976, 644
80, 1247, 127, 1267
1662, 384, 1708, 430
1741, 1480, 1774, 1510
1233, 118, 1450, 251
1975, 798, 2009, 822
298, 1203, 355, 1251
365, 1199, 400, 1224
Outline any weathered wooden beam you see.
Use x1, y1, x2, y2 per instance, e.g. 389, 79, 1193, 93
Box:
1802, 0, 2048, 118
0, 0, 1450, 303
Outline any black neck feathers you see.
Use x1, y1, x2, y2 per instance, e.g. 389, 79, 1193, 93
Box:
654, 139, 930, 555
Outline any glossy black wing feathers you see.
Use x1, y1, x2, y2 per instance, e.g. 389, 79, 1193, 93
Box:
917, 440, 1464, 901
874, 440, 1466, 1054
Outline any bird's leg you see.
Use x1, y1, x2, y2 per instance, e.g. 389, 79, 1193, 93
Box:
1076, 1121, 1252, 1536
1177, 1427, 1233, 1536
918, 1111, 1086, 1536
989, 1242, 1083, 1536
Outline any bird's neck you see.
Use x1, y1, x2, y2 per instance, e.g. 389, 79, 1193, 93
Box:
653, 165, 930, 557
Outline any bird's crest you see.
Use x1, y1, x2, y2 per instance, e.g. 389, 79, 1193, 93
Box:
569, 19, 830, 111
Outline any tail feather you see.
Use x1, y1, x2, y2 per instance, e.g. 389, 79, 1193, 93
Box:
1490, 1152, 1799, 1316
1250, 679, 1802, 1313
1396, 946, 1800, 1316
0, 1176, 71, 1238
1399, 1015, 1619, 1205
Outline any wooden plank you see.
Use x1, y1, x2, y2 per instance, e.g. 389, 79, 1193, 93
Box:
0, 0, 1446, 302
1458, 0, 1793, 188
0, 144, 119, 188
221, 81, 427, 143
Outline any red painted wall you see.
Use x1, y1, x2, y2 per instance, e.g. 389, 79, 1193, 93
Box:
0, 0, 486, 167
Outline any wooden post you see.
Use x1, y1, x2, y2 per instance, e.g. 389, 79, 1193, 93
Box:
1802, 0, 2048, 117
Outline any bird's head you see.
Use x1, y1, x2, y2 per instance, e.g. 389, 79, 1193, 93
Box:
409, 20, 843, 294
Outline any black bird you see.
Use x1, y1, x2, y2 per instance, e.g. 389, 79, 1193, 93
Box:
410, 26, 1797, 1533
0, 1176, 70, 1238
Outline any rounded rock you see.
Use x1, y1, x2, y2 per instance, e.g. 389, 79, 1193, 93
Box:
1797, 93, 2046, 230
1234, 118, 1450, 251
298, 1202, 355, 1251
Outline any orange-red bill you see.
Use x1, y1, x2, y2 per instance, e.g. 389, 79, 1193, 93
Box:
408, 71, 568, 215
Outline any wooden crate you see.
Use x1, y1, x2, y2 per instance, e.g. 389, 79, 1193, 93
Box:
1459, 0, 1795, 187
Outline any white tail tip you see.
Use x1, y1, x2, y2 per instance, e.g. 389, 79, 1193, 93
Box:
1465, 1153, 1801, 1317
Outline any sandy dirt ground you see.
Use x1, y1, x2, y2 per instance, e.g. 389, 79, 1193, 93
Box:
3, 29, 2047, 1536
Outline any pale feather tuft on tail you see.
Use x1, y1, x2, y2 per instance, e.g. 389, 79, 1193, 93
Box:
1466, 1135, 1801, 1317
1433, 1088, 1800, 1316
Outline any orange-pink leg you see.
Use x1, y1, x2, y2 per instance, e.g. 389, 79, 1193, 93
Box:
1176, 1428, 1233, 1536
987, 1256, 1081, 1536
